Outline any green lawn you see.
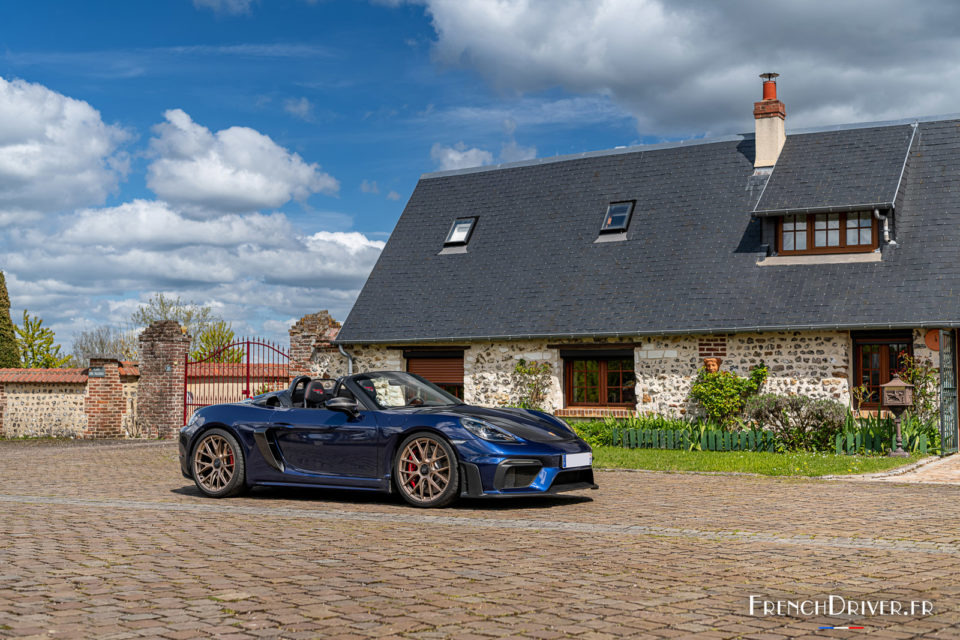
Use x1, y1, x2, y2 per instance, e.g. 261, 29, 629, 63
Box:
592, 446, 925, 476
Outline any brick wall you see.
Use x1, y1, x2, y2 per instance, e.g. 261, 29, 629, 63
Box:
83, 359, 124, 438
289, 311, 344, 379
136, 321, 190, 438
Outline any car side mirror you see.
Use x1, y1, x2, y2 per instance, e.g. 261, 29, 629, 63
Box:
325, 396, 360, 419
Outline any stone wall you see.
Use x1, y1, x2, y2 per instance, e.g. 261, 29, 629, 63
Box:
2, 382, 88, 437
288, 312, 952, 422
636, 332, 851, 417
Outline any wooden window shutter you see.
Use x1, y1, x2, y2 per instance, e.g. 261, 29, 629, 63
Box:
406, 355, 464, 385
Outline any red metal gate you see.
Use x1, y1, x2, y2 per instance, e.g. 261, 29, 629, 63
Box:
184, 338, 290, 422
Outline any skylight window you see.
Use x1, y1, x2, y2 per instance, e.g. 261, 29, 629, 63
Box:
600, 202, 634, 234
445, 217, 477, 246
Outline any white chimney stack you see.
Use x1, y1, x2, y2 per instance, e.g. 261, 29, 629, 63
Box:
754, 72, 785, 168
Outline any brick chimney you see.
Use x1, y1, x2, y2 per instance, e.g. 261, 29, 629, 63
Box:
753, 72, 785, 168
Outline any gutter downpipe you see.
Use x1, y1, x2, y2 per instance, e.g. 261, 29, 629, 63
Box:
874, 207, 893, 245
338, 344, 354, 375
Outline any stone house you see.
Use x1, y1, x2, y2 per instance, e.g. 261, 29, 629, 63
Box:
329, 75, 959, 450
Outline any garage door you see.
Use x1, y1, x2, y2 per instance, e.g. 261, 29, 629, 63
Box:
405, 350, 464, 399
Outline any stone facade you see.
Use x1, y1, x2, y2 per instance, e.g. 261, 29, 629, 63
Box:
323, 329, 950, 419
2, 382, 87, 437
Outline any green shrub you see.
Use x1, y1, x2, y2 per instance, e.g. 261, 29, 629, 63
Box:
512, 359, 552, 410
744, 394, 848, 451
689, 363, 767, 426
571, 414, 723, 449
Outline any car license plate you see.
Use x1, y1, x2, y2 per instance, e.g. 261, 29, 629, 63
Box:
563, 452, 592, 468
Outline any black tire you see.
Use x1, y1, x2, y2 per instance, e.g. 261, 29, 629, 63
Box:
393, 432, 459, 508
191, 428, 248, 498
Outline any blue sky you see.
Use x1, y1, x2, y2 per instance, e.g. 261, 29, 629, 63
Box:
2, 0, 958, 350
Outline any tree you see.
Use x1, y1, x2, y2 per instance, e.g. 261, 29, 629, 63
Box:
15, 310, 73, 368
190, 320, 243, 363
71, 325, 140, 368
0, 271, 18, 367
131, 293, 217, 349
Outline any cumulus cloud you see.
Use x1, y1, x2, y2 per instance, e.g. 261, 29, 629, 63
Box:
146, 109, 338, 215
386, 190, 402, 201
360, 179, 380, 194
193, 0, 255, 15
430, 142, 494, 171
418, 0, 960, 135
4, 202, 385, 344
0, 76, 129, 214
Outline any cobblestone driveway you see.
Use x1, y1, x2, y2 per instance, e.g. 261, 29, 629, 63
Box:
1, 441, 958, 639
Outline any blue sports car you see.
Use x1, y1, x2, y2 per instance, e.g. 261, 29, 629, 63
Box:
179, 371, 596, 507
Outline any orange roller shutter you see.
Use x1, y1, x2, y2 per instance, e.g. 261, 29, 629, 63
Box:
407, 356, 464, 385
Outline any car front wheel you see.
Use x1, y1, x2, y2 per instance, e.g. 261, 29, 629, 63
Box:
192, 428, 247, 498
394, 433, 459, 508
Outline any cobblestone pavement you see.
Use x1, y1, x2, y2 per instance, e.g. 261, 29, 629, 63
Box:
865, 454, 960, 485
1, 441, 959, 639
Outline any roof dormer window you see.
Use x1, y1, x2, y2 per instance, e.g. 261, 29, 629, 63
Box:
778, 212, 877, 255
444, 217, 476, 246
599, 202, 634, 234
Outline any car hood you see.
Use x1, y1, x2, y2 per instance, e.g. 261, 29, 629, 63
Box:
411, 405, 579, 443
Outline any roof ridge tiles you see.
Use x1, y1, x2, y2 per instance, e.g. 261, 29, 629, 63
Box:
421, 112, 960, 180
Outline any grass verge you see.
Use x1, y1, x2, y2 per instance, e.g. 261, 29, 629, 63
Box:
592, 446, 924, 476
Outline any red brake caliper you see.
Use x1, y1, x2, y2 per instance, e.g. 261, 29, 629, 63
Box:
406, 453, 417, 489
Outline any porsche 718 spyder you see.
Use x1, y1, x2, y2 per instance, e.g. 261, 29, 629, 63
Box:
179, 371, 597, 507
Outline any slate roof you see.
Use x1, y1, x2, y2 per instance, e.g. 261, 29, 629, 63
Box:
337, 117, 960, 344
754, 124, 916, 215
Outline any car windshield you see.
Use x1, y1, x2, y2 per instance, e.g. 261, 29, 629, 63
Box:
352, 371, 461, 409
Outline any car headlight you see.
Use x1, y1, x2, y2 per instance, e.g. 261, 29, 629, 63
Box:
461, 416, 518, 442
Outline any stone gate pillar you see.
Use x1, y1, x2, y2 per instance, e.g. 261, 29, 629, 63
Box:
289, 311, 343, 379
137, 321, 190, 438
83, 357, 124, 438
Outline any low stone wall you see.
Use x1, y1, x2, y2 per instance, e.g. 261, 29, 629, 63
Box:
1, 382, 88, 437
0, 361, 141, 439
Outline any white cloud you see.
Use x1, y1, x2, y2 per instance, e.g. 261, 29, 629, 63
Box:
430, 142, 494, 171
146, 109, 338, 215
360, 179, 380, 194
3, 202, 385, 345
419, 0, 960, 135
386, 190, 402, 201
51, 200, 293, 249
0, 76, 129, 214
193, 0, 255, 15
283, 96, 313, 121
499, 140, 536, 163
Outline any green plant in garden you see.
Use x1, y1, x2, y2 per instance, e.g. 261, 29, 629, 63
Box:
190, 320, 243, 363
0, 271, 19, 368
14, 310, 73, 368
743, 394, 848, 451
893, 352, 939, 424
689, 363, 767, 426
512, 358, 552, 410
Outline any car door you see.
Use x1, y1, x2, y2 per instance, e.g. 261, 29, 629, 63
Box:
270, 405, 380, 481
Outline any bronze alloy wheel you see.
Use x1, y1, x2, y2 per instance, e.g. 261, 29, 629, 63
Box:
192, 429, 246, 497
395, 434, 458, 507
